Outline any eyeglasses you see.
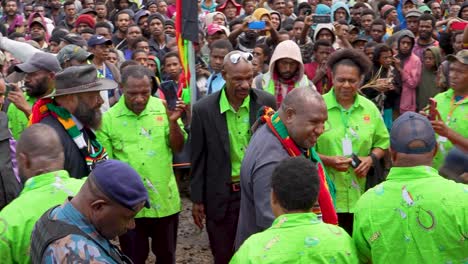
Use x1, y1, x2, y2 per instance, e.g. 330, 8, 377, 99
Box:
229, 52, 253, 64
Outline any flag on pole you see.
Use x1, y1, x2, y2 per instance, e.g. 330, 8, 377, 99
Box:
175, 0, 198, 104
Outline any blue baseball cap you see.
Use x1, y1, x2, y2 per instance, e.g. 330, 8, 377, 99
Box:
90, 160, 150, 211
87, 34, 113, 47
391, 112, 436, 154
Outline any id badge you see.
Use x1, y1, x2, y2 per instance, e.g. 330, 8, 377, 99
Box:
342, 137, 353, 156
438, 136, 447, 143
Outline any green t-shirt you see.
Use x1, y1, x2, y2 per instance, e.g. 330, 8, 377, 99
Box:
315, 89, 390, 213
353, 166, 468, 264
97, 96, 186, 218
0, 170, 84, 264
219, 88, 251, 180
7, 94, 36, 140
432, 89, 468, 169
230, 212, 359, 264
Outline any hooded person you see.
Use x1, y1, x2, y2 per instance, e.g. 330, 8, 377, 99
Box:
396, 30, 421, 114
26, 12, 50, 49
312, 4, 332, 32
331, 2, 351, 24
314, 23, 337, 49
205, 11, 227, 27
416, 46, 442, 111
269, 11, 282, 31
216, 0, 242, 23
254, 40, 314, 106
251, 8, 271, 21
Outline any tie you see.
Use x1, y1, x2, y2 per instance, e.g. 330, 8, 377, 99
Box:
208, 74, 218, 94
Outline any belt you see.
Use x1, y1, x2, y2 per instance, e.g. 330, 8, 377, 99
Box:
231, 182, 241, 192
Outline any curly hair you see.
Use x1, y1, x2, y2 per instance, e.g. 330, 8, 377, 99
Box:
327, 49, 371, 76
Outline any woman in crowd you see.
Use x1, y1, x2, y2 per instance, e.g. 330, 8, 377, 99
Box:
315, 49, 390, 235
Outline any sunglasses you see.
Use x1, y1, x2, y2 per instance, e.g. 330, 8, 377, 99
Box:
229, 52, 253, 64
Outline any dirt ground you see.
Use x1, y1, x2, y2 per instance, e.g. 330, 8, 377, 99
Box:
145, 177, 214, 263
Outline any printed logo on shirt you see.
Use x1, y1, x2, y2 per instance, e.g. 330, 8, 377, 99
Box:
155, 115, 164, 123
363, 114, 371, 123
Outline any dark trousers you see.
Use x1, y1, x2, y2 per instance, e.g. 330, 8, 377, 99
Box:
338, 212, 354, 235
119, 214, 179, 264
206, 192, 240, 264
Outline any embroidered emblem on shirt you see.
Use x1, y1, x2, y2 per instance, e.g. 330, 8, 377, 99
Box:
402, 186, 415, 206
304, 237, 320, 247
416, 207, 436, 231
264, 236, 280, 251
369, 231, 381, 243
363, 114, 371, 123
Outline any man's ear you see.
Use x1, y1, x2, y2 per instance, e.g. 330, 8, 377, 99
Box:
90, 199, 107, 212
221, 67, 227, 81
432, 144, 438, 158
17, 152, 30, 171
283, 107, 296, 124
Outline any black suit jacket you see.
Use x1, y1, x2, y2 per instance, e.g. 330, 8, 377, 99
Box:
40, 116, 89, 179
190, 88, 276, 221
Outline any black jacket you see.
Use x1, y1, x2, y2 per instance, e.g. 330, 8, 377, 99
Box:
190, 88, 276, 221
0, 112, 20, 210
40, 116, 89, 179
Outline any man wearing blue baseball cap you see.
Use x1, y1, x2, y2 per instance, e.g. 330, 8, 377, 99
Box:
30, 159, 150, 263
353, 112, 468, 264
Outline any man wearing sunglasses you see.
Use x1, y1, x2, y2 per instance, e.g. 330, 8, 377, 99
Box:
191, 50, 276, 264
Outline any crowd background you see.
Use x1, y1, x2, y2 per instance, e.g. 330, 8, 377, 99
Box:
0, 0, 467, 263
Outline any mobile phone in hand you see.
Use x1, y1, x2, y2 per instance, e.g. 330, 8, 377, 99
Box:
351, 153, 362, 168
428, 98, 438, 121
4, 84, 14, 97
248, 21, 266, 30
160, 80, 178, 110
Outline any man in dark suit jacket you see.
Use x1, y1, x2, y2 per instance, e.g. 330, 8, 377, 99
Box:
190, 51, 276, 264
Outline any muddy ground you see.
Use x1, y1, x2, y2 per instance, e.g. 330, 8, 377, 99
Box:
145, 179, 214, 263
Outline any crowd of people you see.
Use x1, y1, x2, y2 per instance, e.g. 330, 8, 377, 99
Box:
0, 0, 467, 263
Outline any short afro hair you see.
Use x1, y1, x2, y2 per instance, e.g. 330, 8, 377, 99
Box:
327, 49, 371, 76
271, 157, 320, 212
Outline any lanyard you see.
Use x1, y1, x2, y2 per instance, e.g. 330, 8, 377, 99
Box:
339, 107, 352, 137
446, 96, 467, 124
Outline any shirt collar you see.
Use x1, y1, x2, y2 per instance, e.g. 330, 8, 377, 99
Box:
270, 212, 321, 230
325, 88, 361, 111
386, 165, 440, 181
22, 170, 71, 194
115, 96, 156, 117
219, 87, 250, 114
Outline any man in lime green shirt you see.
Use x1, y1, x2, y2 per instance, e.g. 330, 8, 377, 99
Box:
353, 112, 468, 264
5, 52, 62, 139
429, 50, 468, 169
96, 65, 186, 264
0, 124, 84, 264
231, 157, 358, 264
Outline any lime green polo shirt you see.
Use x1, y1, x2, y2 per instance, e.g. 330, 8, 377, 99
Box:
219, 88, 251, 181
353, 166, 468, 264
0, 170, 84, 264
97, 96, 185, 218
7, 94, 36, 139
315, 89, 390, 213
432, 89, 468, 169
230, 212, 359, 264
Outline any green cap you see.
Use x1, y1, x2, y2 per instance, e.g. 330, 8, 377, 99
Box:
447, 50, 468, 65
56, 44, 94, 65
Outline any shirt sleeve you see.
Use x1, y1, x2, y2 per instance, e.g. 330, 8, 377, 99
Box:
95, 114, 114, 159
372, 109, 390, 150
352, 205, 373, 264
42, 235, 112, 264
252, 159, 281, 230
0, 233, 14, 264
